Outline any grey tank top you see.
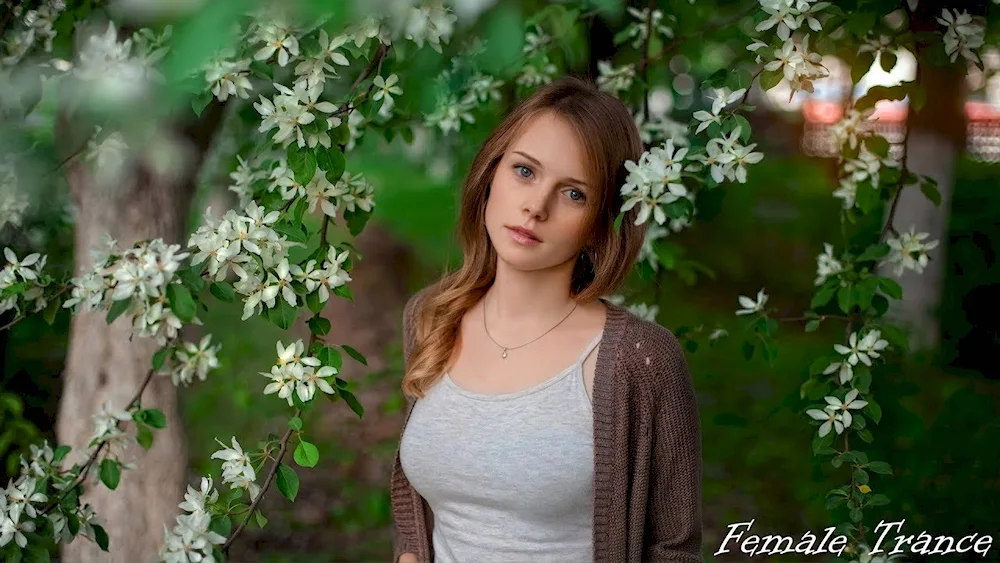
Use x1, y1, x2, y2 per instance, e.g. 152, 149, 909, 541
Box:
399, 331, 603, 563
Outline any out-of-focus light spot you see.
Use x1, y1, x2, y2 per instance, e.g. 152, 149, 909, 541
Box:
672, 74, 694, 96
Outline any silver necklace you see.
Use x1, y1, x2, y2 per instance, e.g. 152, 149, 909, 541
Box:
482, 293, 578, 359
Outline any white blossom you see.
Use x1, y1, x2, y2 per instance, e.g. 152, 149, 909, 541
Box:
937, 9, 985, 65
884, 226, 939, 277
169, 334, 222, 387
210, 437, 260, 501
833, 329, 889, 367
823, 388, 868, 429
736, 288, 768, 316
815, 243, 843, 286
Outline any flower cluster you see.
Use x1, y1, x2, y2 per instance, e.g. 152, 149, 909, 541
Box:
596, 61, 636, 95
1, 248, 48, 317
616, 6, 674, 50
62, 237, 193, 345
0, 0, 67, 67
0, 157, 29, 231
211, 437, 260, 501
823, 330, 890, 385
158, 477, 226, 563
165, 335, 223, 387
621, 140, 692, 226
806, 388, 868, 438
261, 340, 339, 406
884, 226, 939, 278
814, 243, 844, 286
937, 9, 986, 65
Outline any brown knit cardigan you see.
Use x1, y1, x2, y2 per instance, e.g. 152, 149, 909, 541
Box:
390, 288, 704, 563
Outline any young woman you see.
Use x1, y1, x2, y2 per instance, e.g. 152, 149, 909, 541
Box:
390, 75, 703, 563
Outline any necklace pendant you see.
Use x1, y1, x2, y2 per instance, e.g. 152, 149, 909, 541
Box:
501, 348, 508, 359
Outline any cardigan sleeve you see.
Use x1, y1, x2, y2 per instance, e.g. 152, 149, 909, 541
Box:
392, 289, 426, 562
644, 331, 704, 562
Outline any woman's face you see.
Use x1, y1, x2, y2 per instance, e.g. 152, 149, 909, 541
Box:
485, 110, 595, 273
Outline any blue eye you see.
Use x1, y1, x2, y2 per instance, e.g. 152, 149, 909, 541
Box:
514, 165, 533, 179
567, 189, 585, 202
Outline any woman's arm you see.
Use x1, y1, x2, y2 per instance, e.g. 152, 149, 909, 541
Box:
644, 335, 704, 562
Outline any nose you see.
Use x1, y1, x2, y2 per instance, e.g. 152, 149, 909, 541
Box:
523, 189, 550, 222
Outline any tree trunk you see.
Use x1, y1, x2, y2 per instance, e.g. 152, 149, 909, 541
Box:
877, 11, 967, 353
55, 103, 224, 563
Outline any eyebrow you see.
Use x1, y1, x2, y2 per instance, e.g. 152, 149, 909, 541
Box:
512, 151, 589, 189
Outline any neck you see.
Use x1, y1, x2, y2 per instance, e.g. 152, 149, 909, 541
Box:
486, 256, 579, 327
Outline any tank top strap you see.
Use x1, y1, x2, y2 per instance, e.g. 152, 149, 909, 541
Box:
575, 330, 604, 367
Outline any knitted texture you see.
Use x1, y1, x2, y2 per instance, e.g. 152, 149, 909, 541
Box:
390, 287, 704, 563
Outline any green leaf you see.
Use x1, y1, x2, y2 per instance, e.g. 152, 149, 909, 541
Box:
287, 144, 317, 185
726, 69, 753, 92
866, 400, 882, 424
853, 467, 869, 485
266, 300, 298, 330
166, 283, 197, 323
863, 135, 890, 158
106, 298, 132, 325
811, 281, 838, 309
254, 510, 268, 529
342, 344, 367, 366
837, 285, 854, 314
308, 316, 331, 337
43, 298, 61, 325
731, 114, 752, 143
877, 276, 902, 299
705, 68, 728, 88
317, 346, 343, 371
292, 197, 308, 224
920, 177, 941, 207
276, 464, 299, 501
288, 416, 303, 431
854, 277, 879, 311
741, 340, 754, 360
152, 347, 171, 372
613, 212, 624, 233
855, 182, 881, 214
93, 524, 110, 551
857, 428, 874, 443
339, 388, 364, 418
209, 515, 232, 538
805, 319, 820, 332
854, 366, 872, 394
317, 146, 346, 181
867, 494, 891, 507
879, 50, 897, 73
344, 207, 372, 237
867, 461, 893, 475
136, 425, 154, 450
222, 487, 244, 504
856, 243, 890, 262
178, 266, 206, 293
99, 459, 121, 490
53, 445, 71, 463
800, 377, 830, 401
210, 281, 236, 303
192, 93, 213, 117
849, 507, 864, 523
759, 69, 783, 91
273, 222, 308, 244
138, 408, 167, 429
294, 440, 320, 468
825, 495, 847, 510
305, 290, 324, 314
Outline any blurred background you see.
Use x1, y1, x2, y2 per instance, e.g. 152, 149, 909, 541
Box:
2, 0, 1000, 561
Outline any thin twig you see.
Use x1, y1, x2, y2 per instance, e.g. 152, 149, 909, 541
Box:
638, 0, 655, 123
221, 411, 298, 552
223, 213, 334, 553
40, 366, 158, 516
777, 313, 850, 323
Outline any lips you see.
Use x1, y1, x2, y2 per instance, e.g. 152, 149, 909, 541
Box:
506, 226, 541, 242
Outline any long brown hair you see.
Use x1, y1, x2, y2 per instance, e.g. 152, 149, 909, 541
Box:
402, 75, 646, 399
